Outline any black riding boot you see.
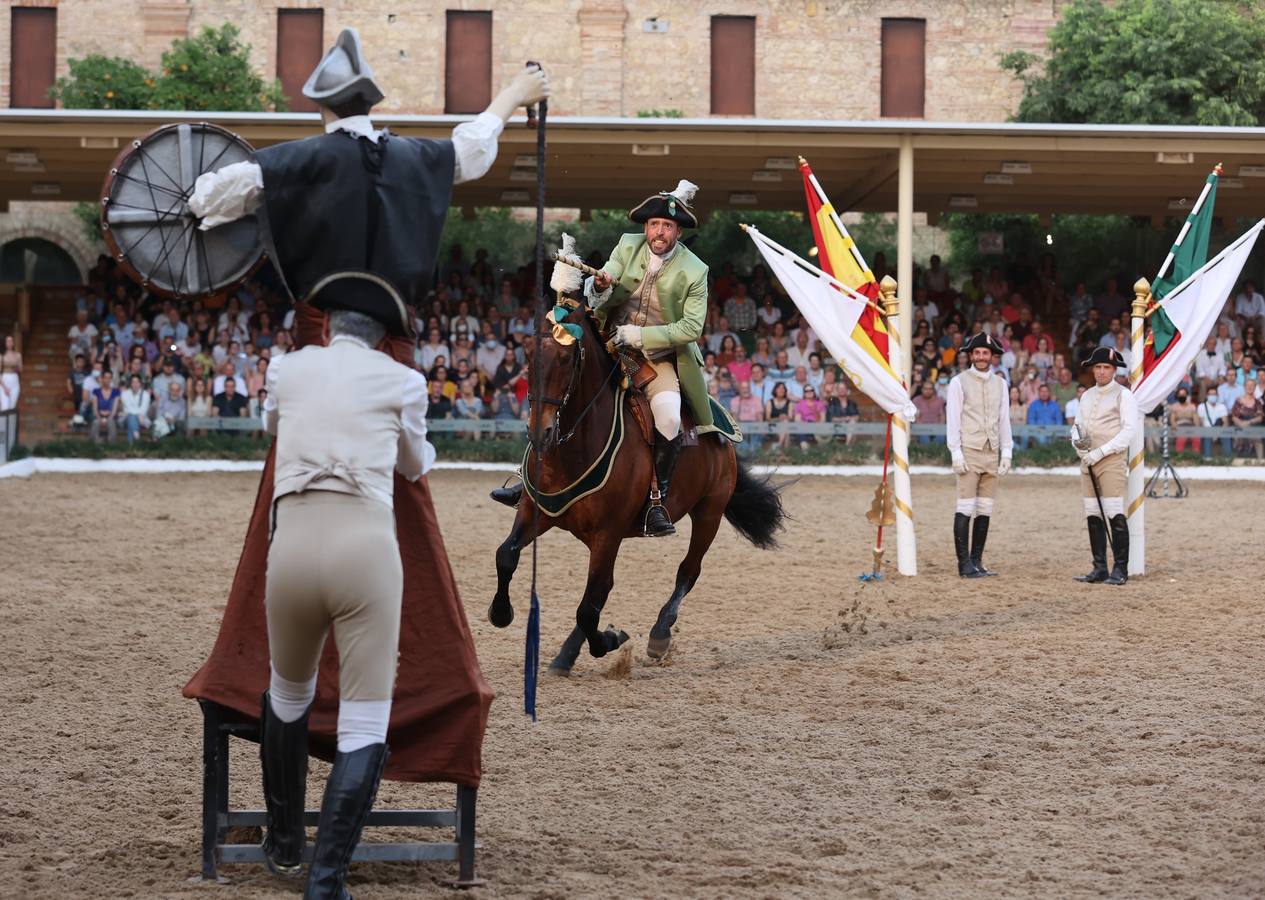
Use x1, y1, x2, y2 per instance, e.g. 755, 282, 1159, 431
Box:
259, 691, 309, 877
489, 482, 523, 508
303, 743, 389, 900
970, 515, 998, 576
644, 433, 683, 537
954, 513, 981, 577
1074, 516, 1109, 583
1104, 514, 1130, 585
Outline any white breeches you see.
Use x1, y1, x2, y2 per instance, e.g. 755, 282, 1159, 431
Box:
1083, 496, 1124, 518
650, 390, 682, 440
0, 373, 18, 412
269, 665, 391, 753
955, 497, 996, 516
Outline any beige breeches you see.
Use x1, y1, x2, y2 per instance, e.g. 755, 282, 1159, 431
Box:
1081, 452, 1127, 499
266, 490, 402, 702
956, 444, 999, 501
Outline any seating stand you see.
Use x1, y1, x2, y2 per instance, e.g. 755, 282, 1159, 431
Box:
198, 700, 482, 887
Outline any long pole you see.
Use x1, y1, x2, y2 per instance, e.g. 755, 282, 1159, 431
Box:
880, 276, 916, 576
1126, 279, 1148, 575
525, 68, 546, 720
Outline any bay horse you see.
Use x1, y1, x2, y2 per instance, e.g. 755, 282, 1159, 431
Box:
488, 298, 786, 673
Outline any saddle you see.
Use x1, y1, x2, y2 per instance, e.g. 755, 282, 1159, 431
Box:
609, 345, 698, 448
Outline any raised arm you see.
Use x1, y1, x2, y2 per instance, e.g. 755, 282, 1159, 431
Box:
453, 66, 551, 185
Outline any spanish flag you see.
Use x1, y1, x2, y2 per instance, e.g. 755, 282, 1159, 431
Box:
800, 158, 897, 381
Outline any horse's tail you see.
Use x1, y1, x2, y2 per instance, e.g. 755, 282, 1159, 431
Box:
723, 460, 787, 550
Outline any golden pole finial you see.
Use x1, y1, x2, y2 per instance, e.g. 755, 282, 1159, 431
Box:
878, 275, 899, 316
1132, 277, 1151, 318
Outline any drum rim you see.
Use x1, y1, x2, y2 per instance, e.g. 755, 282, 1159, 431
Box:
99, 122, 264, 299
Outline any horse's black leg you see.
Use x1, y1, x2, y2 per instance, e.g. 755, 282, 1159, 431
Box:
647, 495, 726, 659
489, 503, 546, 628
547, 626, 587, 676
575, 536, 629, 659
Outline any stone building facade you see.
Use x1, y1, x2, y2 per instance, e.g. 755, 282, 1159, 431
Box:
3, 0, 1071, 120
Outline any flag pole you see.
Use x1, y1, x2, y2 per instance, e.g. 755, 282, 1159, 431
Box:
1153, 164, 1221, 285
1126, 277, 1150, 577
879, 276, 917, 576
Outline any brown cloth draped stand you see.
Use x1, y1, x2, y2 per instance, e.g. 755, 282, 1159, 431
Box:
182, 304, 494, 786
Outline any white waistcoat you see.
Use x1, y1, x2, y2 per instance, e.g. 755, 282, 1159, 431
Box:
272, 341, 414, 509
1080, 382, 1125, 450
957, 371, 1002, 451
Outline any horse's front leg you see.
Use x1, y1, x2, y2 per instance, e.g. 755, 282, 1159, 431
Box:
489, 500, 549, 628
575, 534, 630, 659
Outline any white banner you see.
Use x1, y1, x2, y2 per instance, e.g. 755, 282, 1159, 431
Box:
1134, 220, 1263, 413
745, 226, 917, 419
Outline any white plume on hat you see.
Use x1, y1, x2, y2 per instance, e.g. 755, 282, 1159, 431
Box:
550, 233, 583, 293
668, 179, 699, 206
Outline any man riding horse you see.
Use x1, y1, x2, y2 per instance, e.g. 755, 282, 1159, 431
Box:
492, 179, 739, 536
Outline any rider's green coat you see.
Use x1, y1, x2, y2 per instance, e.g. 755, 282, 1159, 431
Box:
591, 232, 740, 441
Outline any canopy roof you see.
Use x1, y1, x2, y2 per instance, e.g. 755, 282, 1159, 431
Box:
1, 110, 1262, 219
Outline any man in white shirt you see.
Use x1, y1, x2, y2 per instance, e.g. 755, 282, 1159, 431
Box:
1234, 279, 1265, 334
1193, 335, 1228, 388
945, 332, 1012, 578
1070, 347, 1139, 586
785, 330, 814, 369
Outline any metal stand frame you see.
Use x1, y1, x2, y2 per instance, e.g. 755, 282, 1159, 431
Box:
198, 700, 482, 888
1145, 407, 1187, 499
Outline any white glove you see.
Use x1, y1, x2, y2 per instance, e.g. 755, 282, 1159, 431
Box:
997, 455, 1011, 477
1084, 446, 1106, 466
613, 324, 643, 349
951, 452, 968, 476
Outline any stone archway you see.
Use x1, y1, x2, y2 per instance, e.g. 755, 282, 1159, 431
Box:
0, 202, 104, 284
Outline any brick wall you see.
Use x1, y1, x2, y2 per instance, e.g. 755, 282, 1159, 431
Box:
2, 0, 1069, 119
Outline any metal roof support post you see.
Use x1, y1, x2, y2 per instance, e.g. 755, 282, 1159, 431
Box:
897, 133, 914, 384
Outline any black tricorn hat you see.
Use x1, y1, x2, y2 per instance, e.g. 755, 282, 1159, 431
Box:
629, 179, 699, 229
1081, 346, 1127, 369
307, 271, 412, 338
962, 332, 1004, 355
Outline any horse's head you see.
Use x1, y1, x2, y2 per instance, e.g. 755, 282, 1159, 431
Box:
525, 301, 589, 452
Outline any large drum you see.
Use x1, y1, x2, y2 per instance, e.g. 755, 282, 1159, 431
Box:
100, 122, 263, 298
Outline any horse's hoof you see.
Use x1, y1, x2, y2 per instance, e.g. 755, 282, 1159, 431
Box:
646, 635, 671, 659
488, 599, 514, 628
608, 627, 630, 650
545, 664, 572, 678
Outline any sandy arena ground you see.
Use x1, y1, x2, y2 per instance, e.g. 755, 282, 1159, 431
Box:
1, 469, 1263, 898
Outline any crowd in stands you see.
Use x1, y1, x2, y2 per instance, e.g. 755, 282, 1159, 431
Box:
59, 244, 1265, 458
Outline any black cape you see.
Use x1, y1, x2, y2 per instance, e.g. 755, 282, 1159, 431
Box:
256, 131, 455, 304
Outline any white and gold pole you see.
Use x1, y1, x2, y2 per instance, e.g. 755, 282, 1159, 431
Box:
1126, 278, 1150, 576
880, 276, 917, 576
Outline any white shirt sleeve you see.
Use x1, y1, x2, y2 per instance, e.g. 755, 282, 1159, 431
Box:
397, 369, 436, 481
997, 376, 1014, 457
188, 160, 265, 230
262, 355, 281, 436
1099, 387, 1140, 457
945, 377, 964, 456
451, 112, 505, 185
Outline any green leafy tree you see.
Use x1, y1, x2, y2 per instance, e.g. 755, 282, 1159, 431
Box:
1001, 0, 1265, 126
152, 24, 287, 112
50, 55, 157, 109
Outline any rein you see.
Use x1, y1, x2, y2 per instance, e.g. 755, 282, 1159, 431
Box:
527, 321, 621, 450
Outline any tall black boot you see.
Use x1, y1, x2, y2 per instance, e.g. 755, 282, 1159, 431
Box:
1104, 514, 1130, 585
954, 513, 981, 577
259, 691, 309, 877
644, 433, 683, 537
970, 515, 998, 576
1074, 517, 1109, 583
489, 483, 523, 508
303, 743, 389, 900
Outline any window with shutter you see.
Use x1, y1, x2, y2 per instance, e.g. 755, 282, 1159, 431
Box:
445, 11, 492, 115
276, 9, 324, 113
880, 19, 926, 118
710, 16, 756, 116
11, 8, 57, 109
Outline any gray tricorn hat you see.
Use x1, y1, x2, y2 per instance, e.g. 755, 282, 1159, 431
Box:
302, 28, 385, 110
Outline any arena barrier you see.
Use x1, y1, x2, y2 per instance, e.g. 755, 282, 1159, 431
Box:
198, 701, 481, 887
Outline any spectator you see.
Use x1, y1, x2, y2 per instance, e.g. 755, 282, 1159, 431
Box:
1049, 366, 1077, 406
1219, 370, 1244, 411
912, 381, 946, 443
489, 383, 520, 423
785, 330, 814, 369
119, 373, 150, 444
476, 324, 504, 380
0, 334, 21, 413
748, 363, 773, 405
767, 349, 794, 383
786, 366, 811, 401
1067, 281, 1093, 340
727, 343, 753, 383
756, 293, 782, 331
805, 353, 826, 390
1094, 277, 1129, 321
1026, 383, 1063, 443
246, 357, 268, 398
68, 309, 98, 361
1098, 316, 1125, 350
213, 361, 247, 397
155, 380, 187, 438
768, 321, 790, 356
249, 388, 268, 424
91, 370, 121, 443
924, 254, 950, 299
1169, 388, 1200, 454
152, 356, 186, 402
67, 353, 92, 419
793, 385, 826, 450
454, 381, 484, 440
724, 283, 757, 337
1230, 379, 1265, 459
1235, 280, 1265, 336
76, 286, 105, 320
426, 380, 453, 420
716, 335, 738, 368
729, 378, 765, 448
824, 381, 860, 444
212, 376, 249, 420
1198, 387, 1231, 459
707, 316, 739, 355
1064, 384, 1087, 426
1017, 366, 1043, 405
766, 381, 793, 449
1008, 385, 1028, 430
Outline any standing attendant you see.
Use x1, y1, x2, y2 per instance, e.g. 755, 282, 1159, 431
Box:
945, 333, 1013, 578
1070, 347, 1138, 585
0, 334, 21, 412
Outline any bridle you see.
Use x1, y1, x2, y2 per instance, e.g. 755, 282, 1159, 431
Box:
527, 323, 620, 451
